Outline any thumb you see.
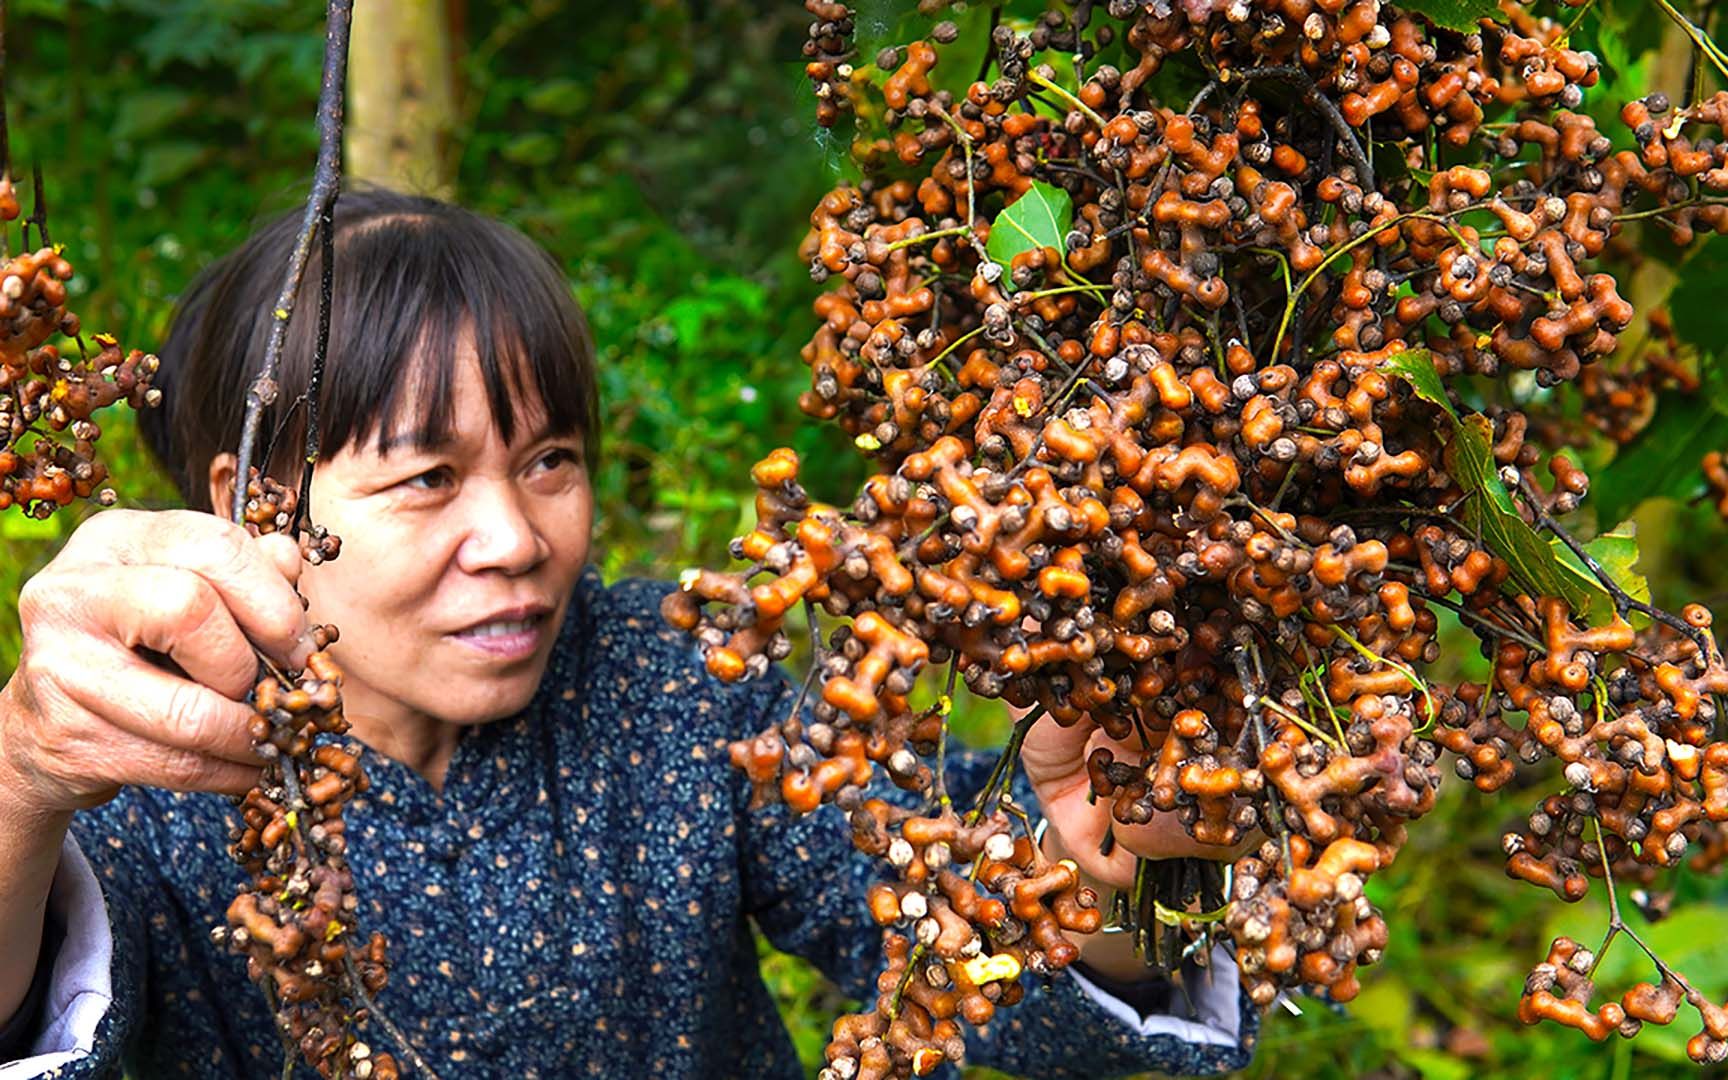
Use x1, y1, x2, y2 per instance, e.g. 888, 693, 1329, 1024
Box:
1018, 707, 1095, 789
251, 532, 315, 667
253, 532, 306, 590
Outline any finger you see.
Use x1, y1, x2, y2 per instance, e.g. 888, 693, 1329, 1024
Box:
1056, 809, 1239, 888
1035, 727, 1248, 887
253, 532, 307, 592
1018, 711, 1096, 789
59, 509, 313, 668
55, 637, 261, 767
70, 722, 259, 797
1039, 792, 1140, 887
91, 565, 261, 701
1081, 723, 1255, 862
1109, 816, 1254, 862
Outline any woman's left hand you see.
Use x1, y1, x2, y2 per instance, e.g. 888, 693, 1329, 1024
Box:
1017, 705, 1254, 982
1019, 707, 1247, 889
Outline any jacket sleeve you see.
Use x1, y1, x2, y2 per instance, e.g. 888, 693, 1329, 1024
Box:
0, 793, 167, 1079
734, 668, 1256, 1079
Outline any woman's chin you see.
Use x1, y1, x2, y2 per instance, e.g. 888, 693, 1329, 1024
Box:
426, 651, 551, 724
422, 680, 541, 727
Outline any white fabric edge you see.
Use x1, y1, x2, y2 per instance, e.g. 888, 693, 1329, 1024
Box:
1066, 943, 1242, 1049
0, 832, 113, 1078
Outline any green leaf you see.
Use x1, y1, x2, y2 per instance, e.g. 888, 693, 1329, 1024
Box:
660, 295, 725, 347
501, 133, 561, 167
1379, 348, 1458, 421
1397, 0, 1501, 32
1590, 391, 1721, 527
985, 180, 1072, 281
1446, 414, 1592, 609
1598, 1, 1671, 81
0, 513, 60, 541
1588, 311, 1728, 526
523, 79, 589, 117
1669, 241, 1728, 346
1668, 238, 1728, 397
1402, 1050, 1473, 1080
1550, 522, 1650, 625
135, 16, 232, 71
1586, 18, 1653, 91
1377, 353, 1592, 608
112, 89, 195, 141
135, 143, 211, 188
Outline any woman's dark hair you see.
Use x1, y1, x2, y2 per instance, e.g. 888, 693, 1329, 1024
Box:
140, 188, 600, 512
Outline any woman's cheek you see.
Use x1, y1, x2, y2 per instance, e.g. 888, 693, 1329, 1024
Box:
303, 512, 442, 642
554, 478, 596, 568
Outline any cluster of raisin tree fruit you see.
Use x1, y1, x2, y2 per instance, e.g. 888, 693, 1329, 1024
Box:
211, 469, 407, 1080
0, 174, 160, 519
670, 1, 1728, 1076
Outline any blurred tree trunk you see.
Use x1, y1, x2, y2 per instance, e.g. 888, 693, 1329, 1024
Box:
345, 0, 460, 199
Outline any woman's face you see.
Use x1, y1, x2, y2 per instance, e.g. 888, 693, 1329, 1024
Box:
289, 343, 593, 731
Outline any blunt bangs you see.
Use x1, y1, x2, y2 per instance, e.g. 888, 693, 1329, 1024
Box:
141, 189, 600, 512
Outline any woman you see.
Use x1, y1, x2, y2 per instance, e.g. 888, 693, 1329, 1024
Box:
0, 190, 1250, 1078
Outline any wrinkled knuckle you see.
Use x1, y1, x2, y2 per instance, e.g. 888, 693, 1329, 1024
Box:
15, 573, 51, 626
160, 509, 244, 569
163, 679, 212, 751
210, 522, 254, 575
17, 650, 73, 720
161, 748, 215, 792
33, 709, 92, 772
159, 507, 214, 539
69, 506, 132, 549
164, 572, 223, 640
16, 562, 92, 630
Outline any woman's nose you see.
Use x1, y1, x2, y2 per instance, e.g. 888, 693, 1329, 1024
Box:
454, 480, 549, 575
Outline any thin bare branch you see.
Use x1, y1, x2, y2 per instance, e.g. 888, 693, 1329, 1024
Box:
230, 0, 353, 524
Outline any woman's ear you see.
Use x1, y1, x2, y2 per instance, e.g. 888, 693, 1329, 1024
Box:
208, 452, 238, 516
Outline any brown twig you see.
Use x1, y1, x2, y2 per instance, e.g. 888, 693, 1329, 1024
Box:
230, 0, 353, 525
343, 952, 445, 1080
1516, 475, 1717, 661
23, 161, 45, 248
1585, 817, 1703, 1007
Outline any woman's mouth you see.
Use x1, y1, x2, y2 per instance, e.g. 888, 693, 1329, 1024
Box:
450, 613, 548, 659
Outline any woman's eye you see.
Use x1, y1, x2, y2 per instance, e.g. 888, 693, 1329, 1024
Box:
535, 448, 581, 473
402, 467, 452, 491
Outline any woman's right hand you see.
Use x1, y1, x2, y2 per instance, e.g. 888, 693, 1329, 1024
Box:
0, 509, 315, 819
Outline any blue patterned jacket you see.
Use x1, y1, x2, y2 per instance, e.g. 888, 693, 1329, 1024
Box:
5, 568, 1254, 1078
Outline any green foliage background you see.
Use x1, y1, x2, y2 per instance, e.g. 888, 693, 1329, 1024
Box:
5, 2, 1728, 1078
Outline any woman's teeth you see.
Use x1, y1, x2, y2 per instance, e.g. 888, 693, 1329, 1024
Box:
462, 616, 538, 638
